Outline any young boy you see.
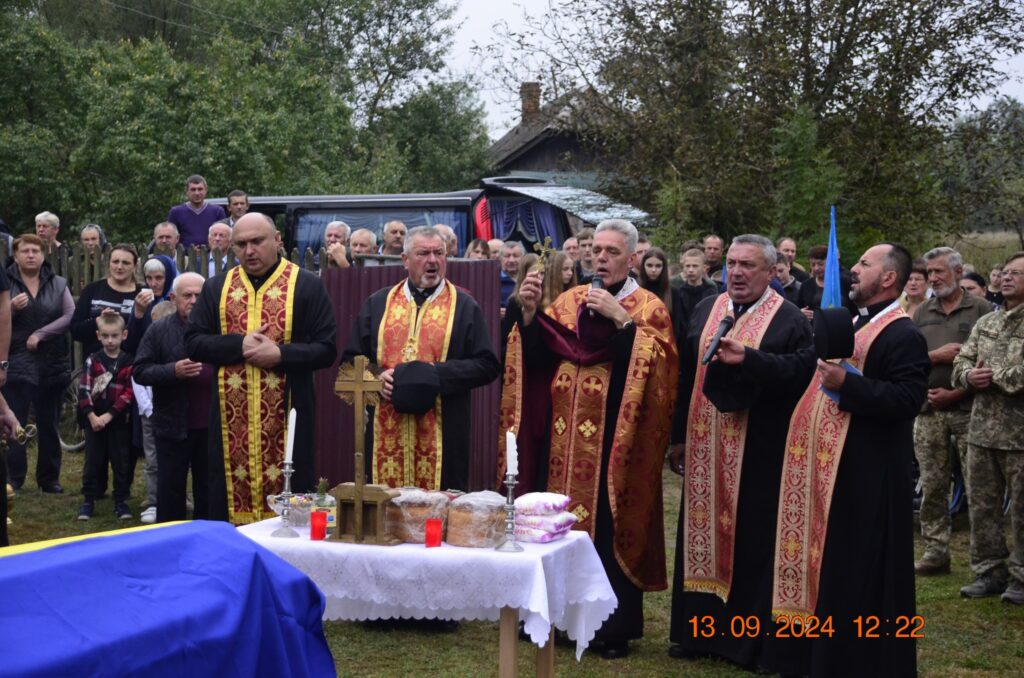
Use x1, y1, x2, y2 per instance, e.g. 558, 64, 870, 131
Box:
78, 312, 135, 521
676, 248, 720, 320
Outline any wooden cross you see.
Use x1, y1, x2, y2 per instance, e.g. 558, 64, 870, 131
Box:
532, 236, 556, 273
333, 355, 400, 544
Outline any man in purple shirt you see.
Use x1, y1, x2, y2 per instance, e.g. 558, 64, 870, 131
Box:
166, 175, 226, 248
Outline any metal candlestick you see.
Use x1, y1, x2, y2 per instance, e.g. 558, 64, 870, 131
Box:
495, 472, 523, 552
271, 460, 299, 538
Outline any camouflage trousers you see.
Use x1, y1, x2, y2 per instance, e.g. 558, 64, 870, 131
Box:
965, 443, 1024, 584
914, 409, 970, 560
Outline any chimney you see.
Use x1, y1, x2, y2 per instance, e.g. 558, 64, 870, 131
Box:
520, 82, 541, 123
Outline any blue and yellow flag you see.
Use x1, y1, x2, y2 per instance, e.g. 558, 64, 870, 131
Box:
821, 205, 842, 309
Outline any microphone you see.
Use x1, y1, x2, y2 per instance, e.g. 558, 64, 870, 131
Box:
589, 276, 603, 317
701, 315, 735, 365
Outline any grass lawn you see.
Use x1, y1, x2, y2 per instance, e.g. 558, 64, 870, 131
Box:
5, 445, 1023, 676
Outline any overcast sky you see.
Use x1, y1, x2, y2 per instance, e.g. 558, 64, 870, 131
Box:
450, 1, 1024, 141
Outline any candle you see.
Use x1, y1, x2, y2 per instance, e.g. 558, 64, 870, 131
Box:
285, 408, 296, 465
506, 430, 518, 477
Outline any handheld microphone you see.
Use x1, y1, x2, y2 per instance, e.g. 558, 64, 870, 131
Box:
701, 315, 735, 365
589, 276, 603, 317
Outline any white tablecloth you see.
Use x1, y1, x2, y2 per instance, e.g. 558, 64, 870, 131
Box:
238, 519, 617, 660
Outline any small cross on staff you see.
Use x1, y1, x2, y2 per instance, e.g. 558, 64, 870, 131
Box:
532, 236, 556, 272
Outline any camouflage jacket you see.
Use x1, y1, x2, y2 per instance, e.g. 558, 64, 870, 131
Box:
952, 302, 1024, 450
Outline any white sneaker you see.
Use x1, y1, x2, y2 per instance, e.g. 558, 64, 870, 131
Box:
140, 507, 157, 524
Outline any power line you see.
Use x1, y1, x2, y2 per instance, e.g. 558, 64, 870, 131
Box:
98, 0, 224, 41
167, 0, 286, 39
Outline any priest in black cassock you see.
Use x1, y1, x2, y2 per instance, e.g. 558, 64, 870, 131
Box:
713, 242, 928, 677
668, 234, 812, 669
341, 226, 499, 492
185, 213, 337, 524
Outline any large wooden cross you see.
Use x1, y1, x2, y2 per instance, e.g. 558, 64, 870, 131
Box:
333, 355, 400, 545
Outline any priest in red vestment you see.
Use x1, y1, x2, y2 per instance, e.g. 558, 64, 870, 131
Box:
500, 219, 678, 659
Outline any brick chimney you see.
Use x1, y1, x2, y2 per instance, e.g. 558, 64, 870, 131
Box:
520, 82, 541, 123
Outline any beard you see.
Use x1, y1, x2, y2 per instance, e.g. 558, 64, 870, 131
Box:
849, 276, 880, 305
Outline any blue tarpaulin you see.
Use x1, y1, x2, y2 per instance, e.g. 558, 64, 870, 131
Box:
0, 521, 335, 678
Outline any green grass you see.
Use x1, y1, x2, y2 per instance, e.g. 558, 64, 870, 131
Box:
6, 445, 1024, 676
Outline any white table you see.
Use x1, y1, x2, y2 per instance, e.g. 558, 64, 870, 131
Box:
238, 519, 617, 675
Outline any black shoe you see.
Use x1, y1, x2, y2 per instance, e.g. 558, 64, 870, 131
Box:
40, 483, 64, 494
600, 641, 630, 660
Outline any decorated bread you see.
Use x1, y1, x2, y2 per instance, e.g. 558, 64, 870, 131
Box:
445, 490, 506, 548
385, 489, 450, 543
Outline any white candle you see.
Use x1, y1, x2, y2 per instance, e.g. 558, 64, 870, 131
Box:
285, 408, 296, 465
506, 430, 518, 477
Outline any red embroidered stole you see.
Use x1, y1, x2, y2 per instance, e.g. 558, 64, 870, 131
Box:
499, 284, 678, 591
771, 306, 905, 618
684, 290, 784, 601
373, 280, 457, 489
217, 259, 297, 525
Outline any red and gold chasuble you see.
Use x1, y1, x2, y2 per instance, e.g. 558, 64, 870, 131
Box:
771, 305, 905, 618
373, 280, 457, 489
217, 259, 298, 525
684, 290, 784, 601
499, 284, 678, 591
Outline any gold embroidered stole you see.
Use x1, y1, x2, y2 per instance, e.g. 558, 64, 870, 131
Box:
217, 260, 297, 525
373, 280, 457, 489
500, 285, 678, 591
771, 306, 905, 618
684, 291, 784, 601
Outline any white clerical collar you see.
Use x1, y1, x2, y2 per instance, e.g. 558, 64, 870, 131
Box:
866, 299, 902, 324
403, 278, 446, 303
614, 276, 639, 301
727, 284, 774, 316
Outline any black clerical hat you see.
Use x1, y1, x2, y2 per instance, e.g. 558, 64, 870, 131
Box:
813, 308, 855, 360
390, 361, 441, 414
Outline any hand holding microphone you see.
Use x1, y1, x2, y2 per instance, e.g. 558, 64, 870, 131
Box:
589, 277, 603, 317
701, 315, 735, 365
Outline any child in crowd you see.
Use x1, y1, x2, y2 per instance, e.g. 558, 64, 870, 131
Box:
675, 248, 719, 320
78, 313, 135, 521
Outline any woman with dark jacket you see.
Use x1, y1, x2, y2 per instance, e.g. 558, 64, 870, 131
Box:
4, 235, 73, 492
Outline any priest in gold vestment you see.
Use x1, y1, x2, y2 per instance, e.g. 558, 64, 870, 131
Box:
186, 213, 337, 524
500, 219, 678, 659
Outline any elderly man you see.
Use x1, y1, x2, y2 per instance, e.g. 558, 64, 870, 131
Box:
133, 273, 211, 523
434, 223, 458, 257
35, 211, 62, 254
323, 220, 351, 269
952, 251, 1024, 604
667, 234, 813, 668
505, 219, 678, 659
487, 238, 504, 260
380, 220, 407, 256
206, 223, 233, 275
912, 247, 992, 576
349, 228, 377, 258
342, 226, 500, 491
152, 222, 180, 256
167, 174, 227, 248
185, 213, 337, 523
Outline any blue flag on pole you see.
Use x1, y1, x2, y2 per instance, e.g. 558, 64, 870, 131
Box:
721, 259, 727, 290
821, 205, 842, 309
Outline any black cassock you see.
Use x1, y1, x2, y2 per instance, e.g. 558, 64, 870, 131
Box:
670, 295, 812, 669
746, 305, 928, 677
184, 263, 337, 518
341, 281, 500, 491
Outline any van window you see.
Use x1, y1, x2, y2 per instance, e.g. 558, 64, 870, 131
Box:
295, 208, 469, 254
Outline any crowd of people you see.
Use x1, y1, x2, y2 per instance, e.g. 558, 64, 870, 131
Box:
1, 174, 1022, 677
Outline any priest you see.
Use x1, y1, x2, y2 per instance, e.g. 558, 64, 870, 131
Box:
713, 242, 928, 677
668, 234, 812, 669
501, 219, 678, 659
341, 226, 500, 491
185, 213, 337, 524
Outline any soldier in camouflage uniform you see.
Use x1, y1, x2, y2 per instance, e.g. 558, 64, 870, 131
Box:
912, 247, 992, 575
951, 251, 1024, 604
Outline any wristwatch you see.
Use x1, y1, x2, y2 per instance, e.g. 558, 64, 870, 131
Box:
619, 319, 635, 331
0, 361, 8, 371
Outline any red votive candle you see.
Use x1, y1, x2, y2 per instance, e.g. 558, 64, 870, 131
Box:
425, 518, 442, 547
310, 510, 327, 541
